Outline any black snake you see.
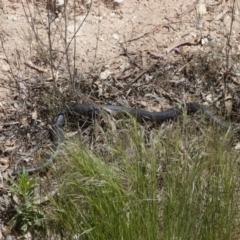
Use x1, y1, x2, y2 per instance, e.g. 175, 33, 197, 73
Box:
12, 102, 240, 176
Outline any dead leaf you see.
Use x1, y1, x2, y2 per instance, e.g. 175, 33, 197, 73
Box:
93, 119, 100, 139
20, 117, 28, 126
2, 225, 11, 235
0, 157, 10, 171
196, 2, 207, 15
2, 62, 10, 72
4, 146, 17, 152
224, 95, 233, 115
234, 142, 240, 150
0, 183, 6, 190
107, 118, 117, 135
12, 194, 19, 204
0, 157, 9, 165
32, 110, 37, 120
19, 81, 28, 95
0, 164, 9, 172
232, 76, 240, 85
0, 87, 10, 100
100, 69, 112, 80
214, 9, 229, 21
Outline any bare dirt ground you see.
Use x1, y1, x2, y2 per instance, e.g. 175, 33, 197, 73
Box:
1, 0, 240, 238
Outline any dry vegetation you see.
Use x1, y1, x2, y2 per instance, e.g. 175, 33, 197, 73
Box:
1, 0, 240, 239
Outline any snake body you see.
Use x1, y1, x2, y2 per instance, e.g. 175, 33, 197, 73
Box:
12, 102, 240, 176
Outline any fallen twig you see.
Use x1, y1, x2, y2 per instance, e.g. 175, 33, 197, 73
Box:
166, 38, 201, 53
24, 61, 48, 73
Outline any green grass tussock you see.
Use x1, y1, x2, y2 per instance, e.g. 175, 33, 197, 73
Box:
10, 119, 240, 239
46, 119, 240, 239
49, 122, 159, 239
163, 126, 240, 240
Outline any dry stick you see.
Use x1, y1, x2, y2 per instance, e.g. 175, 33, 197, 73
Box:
28, 0, 59, 61
55, 1, 93, 75
128, 70, 147, 86
125, 22, 177, 44
0, 35, 29, 96
21, 0, 47, 56
73, 0, 77, 88
34, 2, 47, 26
63, 0, 73, 88
93, 5, 101, 68
166, 39, 201, 54
21, 1, 64, 98
120, 41, 142, 70
63, 0, 79, 90
0, 37, 29, 100
0, 35, 18, 84
24, 1, 50, 55
22, 0, 92, 88
126, 20, 157, 43
207, 0, 223, 7
21, 0, 56, 85
46, 7, 57, 86
126, 32, 151, 43
224, 0, 236, 88
24, 61, 48, 73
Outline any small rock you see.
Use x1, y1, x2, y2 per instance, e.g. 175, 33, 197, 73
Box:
7, 15, 17, 21
196, 3, 207, 15
2, 63, 10, 72
201, 37, 208, 45
0, 87, 9, 100
112, 34, 119, 40
100, 70, 112, 80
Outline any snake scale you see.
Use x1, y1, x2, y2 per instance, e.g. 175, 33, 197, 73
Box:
12, 102, 240, 176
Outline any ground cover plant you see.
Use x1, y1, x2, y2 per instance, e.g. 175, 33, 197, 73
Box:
8, 173, 46, 235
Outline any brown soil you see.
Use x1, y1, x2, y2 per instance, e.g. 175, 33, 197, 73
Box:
1, 0, 240, 238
